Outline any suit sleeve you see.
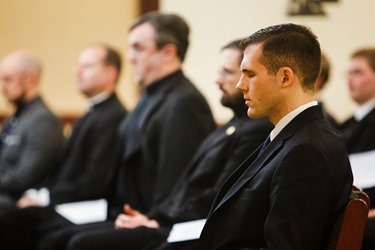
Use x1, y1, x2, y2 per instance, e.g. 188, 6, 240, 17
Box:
0, 114, 63, 196
264, 142, 334, 250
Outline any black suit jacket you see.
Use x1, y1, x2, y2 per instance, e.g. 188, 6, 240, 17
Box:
339, 107, 375, 207
111, 70, 216, 216
199, 106, 353, 250
49, 93, 127, 204
339, 107, 375, 154
149, 115, 273, 226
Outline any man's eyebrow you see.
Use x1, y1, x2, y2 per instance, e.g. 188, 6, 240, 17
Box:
222, 67, 236, 73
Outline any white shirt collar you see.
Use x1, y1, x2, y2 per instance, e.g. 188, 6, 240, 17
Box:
270, 101, 318, 141
87, 92, 111, 110
354, 99, 375, 121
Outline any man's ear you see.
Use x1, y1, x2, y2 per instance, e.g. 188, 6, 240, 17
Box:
105, 65, 117, 81
161, 43, 177, 60
278, 67, 294, 87
22, 72, 37, 89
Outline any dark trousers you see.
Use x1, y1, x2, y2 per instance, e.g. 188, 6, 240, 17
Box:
47, 222, 171, 250
362, 218, 375, 250
0, 206, 73, 250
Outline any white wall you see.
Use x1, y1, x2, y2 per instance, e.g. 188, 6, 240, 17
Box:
161, 0, 375, 124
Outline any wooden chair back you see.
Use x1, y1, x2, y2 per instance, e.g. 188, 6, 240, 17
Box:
329, 186, 370, 250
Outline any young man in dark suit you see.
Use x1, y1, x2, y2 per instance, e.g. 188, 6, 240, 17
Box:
339, 48, 375, 250
199, 23, 353, 250
0, 51, 64, 211
36, 39, 273, 250
0, 43, 128, 249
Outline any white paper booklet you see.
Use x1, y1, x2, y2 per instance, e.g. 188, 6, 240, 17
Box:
167, 218, 206, 243
55, 199, 108, 225
349, 150, 375, 189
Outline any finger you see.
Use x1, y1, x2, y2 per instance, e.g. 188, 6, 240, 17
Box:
124, 204, 137, 216
115, 215, 127, 228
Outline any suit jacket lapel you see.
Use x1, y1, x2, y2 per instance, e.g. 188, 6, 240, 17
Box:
212, 138, 284, 213
210, 105, 324, 215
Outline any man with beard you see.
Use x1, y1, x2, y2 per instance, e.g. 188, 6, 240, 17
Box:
0, 51, 63, 212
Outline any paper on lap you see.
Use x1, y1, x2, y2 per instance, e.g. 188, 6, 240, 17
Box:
349, 150, 375, 189
167, 219, 206, 243
55, 199, 108, 225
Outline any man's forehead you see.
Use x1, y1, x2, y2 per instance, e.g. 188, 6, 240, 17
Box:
241, 45, 262, 65
79, 48, 104, 63
128, 23, 155, 42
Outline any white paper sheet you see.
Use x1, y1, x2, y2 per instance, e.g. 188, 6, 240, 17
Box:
167, 219, 206, 243
349, 150, 375, 189
24, 187, 50, 206
55, 199, 107, 225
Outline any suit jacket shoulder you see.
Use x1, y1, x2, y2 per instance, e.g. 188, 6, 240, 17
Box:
339, 107, 375, 153
0, 98, 64, 197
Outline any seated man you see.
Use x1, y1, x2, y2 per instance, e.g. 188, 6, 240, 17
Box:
338, 48, 375, 250
0, 43, 128, 250
38, 39, 273, 250
199, 23, 353, 250
0, 50, 64, 212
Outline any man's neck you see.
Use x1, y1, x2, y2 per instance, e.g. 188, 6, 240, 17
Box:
143, 62, 181, 87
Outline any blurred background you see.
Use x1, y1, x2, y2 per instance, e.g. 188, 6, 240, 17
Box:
0, 0, 373, 125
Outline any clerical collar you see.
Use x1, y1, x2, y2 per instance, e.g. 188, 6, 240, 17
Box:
270, 101, 318, 141
144, 70, 182, 95
354, 99, 375, 121
87, 92, 111, 110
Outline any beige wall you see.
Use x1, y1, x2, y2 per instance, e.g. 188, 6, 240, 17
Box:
161, 0, 375, 124
0, 0, 139, 117
2, 0, 374, 124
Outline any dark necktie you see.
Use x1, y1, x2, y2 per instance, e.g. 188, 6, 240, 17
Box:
259, 134, 271, 155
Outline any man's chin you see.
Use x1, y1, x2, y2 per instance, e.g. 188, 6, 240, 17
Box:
247, 109, 263, 119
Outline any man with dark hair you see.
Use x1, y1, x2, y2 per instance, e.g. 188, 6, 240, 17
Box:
340, 48, 375, 154
0, 43, 128, 249
111, 11, 215, 217
199, 23, 353, 249
129, 12, 190, 63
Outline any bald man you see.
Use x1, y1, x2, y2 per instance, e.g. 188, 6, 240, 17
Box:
0, 50, 64, 211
